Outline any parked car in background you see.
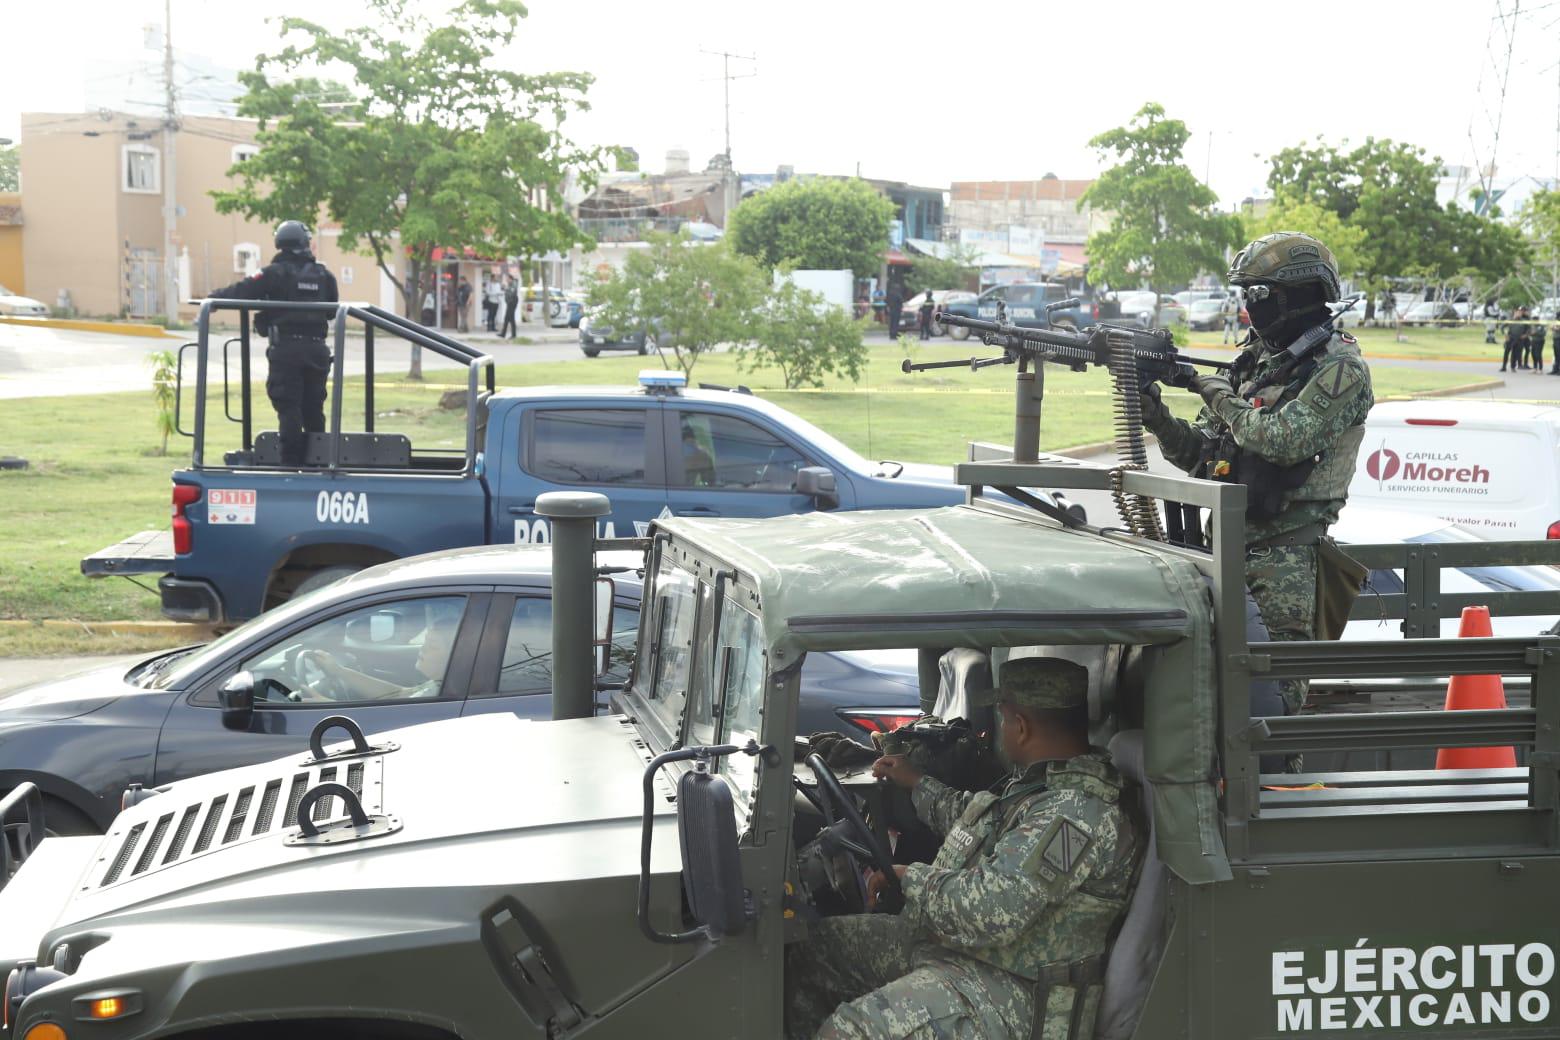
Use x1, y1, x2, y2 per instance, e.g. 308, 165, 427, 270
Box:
1106, 290, 1165, 329
0, 283, 48, 316
523, 286, 572, 327
4, 546, 921, 832
578, 312, 652, 356
1186, 297, 1226, 331
1158, 295, 1187, 324
1401, 299, 1459, 326
1173, 289, 1225, 310
1332, 507, 1560, 640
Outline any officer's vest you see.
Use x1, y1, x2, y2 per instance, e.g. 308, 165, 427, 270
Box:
273, 259, 332, 341
1203, 329, 1366, 525
932, 751, 1133, 983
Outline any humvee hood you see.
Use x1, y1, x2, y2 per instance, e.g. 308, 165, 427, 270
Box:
44, 713, 671, 934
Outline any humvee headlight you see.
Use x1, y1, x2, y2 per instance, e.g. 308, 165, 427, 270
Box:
71, 989, 142, 1022
5, 964, 65, 1030
23, 1024, 67, 1040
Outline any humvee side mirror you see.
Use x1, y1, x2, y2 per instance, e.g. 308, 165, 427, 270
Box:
219, 671, 256, 731
676, 768, 746, 939
796, 466, 838, 510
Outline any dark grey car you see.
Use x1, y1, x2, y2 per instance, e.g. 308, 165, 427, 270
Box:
0, 546, 919, 833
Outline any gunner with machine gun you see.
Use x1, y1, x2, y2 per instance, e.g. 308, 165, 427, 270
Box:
209, 221, 340, 467
1140, 232, 1373, 714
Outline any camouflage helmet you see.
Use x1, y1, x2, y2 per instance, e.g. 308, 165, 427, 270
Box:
1227, 232, 1340, 303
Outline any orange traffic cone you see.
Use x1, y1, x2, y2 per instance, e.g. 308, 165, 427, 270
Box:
1436, 606, 1518, 770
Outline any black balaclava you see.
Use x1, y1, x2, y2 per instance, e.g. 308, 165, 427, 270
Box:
1247, 281, 1330, 351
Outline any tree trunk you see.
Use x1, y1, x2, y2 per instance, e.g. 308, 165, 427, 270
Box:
407, 257, 424, 381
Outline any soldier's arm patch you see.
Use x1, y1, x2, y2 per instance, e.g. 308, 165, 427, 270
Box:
1022, 816, 1092, 888
1299, 359, 1364, 407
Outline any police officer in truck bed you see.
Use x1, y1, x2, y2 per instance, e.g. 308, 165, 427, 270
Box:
210, 221, 340, 466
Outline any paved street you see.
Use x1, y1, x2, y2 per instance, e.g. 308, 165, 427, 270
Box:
0, 655, 142, 695
0, 320, 586, 399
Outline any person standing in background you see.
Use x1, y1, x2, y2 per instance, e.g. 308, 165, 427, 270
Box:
500, 279, 520, 339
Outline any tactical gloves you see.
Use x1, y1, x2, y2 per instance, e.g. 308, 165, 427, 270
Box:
1191, 372, 1236, 407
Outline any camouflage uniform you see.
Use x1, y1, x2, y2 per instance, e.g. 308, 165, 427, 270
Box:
1143, 234, 1374, 714
786, 660, 1139, 1040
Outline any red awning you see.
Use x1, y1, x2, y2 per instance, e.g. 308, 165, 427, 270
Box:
885, 249, 912, 266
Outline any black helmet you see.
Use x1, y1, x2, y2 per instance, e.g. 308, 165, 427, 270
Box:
275, 220, 312, 251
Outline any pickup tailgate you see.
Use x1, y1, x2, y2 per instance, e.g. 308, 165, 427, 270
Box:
81, 529, 174, 577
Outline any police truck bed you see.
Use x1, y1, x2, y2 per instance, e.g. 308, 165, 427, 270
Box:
81, 529, 174, 577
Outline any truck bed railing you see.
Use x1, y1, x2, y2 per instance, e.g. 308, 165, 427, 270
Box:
188, 299, 495, 476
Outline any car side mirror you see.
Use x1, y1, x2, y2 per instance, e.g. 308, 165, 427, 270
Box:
219, 671, 256, 731
595, 576, 616, 676
677, 768, 747, 939
795, 466, 838, 510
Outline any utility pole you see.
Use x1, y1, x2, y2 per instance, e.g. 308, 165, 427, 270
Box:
700, 48, 756, 163
161, 0, 179, 319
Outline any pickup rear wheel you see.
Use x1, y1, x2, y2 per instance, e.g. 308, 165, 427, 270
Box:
583, 348, 601, 358
292, 565, 362, 600
41, 795, 99, 837
948, 323, 970, 341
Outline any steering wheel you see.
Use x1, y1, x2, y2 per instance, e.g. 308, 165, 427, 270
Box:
803, 753, 902, 913
292, 649, 349, 702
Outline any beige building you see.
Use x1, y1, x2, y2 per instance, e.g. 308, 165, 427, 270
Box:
947, 178, 1110, 247
0, 192, 22, 293
19, 112, 403, 320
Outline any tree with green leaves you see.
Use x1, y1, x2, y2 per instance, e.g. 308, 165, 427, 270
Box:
727, 178, 895, 278
587, 233, 765, 379
1080, 104, 1241, 324
1267, 138, 1447, 294
904, 246, 981, 296
148, 350, 178, 456
740, 280, 869, 390
212, 0, 605, 378
1243, 192, 1367, 286
0, 145, 16, 193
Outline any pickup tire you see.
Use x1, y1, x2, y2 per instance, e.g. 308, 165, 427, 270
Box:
949, 324, 971, 341
42, 795, 98, 837
292, 565, 362, 599
582, 348, 601, 358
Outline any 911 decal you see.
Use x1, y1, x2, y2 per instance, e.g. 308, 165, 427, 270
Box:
316, 490, 370, 524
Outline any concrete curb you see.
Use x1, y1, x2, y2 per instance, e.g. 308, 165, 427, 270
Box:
0, 316, 175, 338
1380, 378, 1506, 399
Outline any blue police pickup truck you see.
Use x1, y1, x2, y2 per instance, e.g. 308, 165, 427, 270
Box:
85, 302, 1061, 625
939, 281, 1107, 339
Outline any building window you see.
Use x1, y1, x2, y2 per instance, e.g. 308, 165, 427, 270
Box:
123, 145, 160, 194
234, 243, 261, 277
231, 144, 259, 165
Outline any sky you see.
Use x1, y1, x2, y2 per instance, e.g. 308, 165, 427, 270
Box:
5, 0, 1559, 208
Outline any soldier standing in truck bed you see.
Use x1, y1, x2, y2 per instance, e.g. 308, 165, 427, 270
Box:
1141, 232, 1374, 716
209, 221, 339, 467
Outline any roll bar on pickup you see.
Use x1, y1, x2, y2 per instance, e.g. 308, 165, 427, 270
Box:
180, 299, 496, 476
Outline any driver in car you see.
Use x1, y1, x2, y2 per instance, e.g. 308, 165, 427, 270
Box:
292, 615, 457, 702
786, 657, 1139, 1040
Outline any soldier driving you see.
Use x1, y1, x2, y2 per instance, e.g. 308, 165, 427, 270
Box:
1141, 232, 1373, 714
209, 220, 340, 467
786, 657, 1139, 1040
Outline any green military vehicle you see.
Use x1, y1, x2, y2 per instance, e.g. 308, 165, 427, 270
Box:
5, 318, 1560, 1040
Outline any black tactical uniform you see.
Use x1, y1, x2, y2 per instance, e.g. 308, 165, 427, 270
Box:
210, 221, 339, 466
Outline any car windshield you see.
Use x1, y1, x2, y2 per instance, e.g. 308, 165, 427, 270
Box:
141, 581, 350, 689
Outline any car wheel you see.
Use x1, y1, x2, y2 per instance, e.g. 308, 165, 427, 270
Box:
292, 564, 362, 600
949, 324, 970, 341
583, 348, 600, 358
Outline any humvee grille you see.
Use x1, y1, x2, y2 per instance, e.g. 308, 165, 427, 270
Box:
93, 758, 385, 889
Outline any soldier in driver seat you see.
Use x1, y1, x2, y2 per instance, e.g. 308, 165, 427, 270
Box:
786, 657, 1139, 1040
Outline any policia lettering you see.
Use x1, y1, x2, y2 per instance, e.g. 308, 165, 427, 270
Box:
1141, 232, 1373, 714
209, 221, 340, 467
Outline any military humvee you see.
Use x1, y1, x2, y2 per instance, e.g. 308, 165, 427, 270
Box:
5, 438, 1560, 1039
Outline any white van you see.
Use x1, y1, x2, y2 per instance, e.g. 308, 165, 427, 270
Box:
1346, 401, 1560, 540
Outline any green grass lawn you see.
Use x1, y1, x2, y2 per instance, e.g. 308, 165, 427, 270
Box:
1183, 323, 1509, 363
0, 343, 1482, 631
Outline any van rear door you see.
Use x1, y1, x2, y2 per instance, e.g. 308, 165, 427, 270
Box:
1349, 406, 1560, 539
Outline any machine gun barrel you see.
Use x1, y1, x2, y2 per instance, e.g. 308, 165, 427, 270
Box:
933, 311, 1232, 373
